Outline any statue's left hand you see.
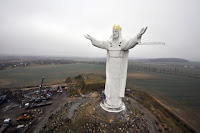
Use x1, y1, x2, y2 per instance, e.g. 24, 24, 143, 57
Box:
84, 34, 92, 41
139, 27, 148, 35
137, 27, 147, 40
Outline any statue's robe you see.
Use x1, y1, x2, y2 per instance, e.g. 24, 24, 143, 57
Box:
91, 36, 141, 108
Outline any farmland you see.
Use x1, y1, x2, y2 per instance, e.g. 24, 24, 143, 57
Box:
0, 63, 105, 89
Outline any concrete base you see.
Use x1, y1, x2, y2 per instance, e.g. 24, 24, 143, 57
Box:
100, 100, 126, 113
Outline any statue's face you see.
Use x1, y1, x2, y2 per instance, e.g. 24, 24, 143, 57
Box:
113, 29, 119, 39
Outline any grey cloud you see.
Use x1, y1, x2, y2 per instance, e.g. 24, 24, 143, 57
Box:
0, 0, 200, 61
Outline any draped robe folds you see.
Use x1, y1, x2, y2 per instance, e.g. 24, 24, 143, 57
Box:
91, 36, 141, 108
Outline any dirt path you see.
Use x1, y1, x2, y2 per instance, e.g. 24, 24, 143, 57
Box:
127, 97, 158, 133
66, 98, 90, 120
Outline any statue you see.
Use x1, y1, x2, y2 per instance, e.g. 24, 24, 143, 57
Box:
85, 25, 147, 112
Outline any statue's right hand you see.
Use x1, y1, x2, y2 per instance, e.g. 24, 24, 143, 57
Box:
84, 34, 92, 40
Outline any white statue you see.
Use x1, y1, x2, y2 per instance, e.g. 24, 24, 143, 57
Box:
85, 25, 147, 112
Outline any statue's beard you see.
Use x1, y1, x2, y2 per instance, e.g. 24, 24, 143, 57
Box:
112, 30, 122, 41
113, 36, 119, 41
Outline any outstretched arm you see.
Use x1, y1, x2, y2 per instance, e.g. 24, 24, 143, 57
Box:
84, 34, 108, 50
122, 27, 148, 50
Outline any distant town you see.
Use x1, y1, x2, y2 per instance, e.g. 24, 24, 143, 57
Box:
0, 59, 75, 70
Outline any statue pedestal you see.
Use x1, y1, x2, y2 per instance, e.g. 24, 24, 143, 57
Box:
100, 100, 126, 113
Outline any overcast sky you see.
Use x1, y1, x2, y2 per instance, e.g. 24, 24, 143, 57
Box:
0, 0, 200, 61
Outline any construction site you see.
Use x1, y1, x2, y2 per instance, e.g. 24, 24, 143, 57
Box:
0, 77, 67, 133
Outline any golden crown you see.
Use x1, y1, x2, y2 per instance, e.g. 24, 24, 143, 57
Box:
113, 24, 122, 31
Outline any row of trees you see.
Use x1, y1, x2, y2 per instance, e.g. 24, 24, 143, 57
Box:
128, 65, 200, 78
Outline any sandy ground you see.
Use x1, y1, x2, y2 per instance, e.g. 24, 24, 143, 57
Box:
0, 79, 13, 86
89, 92, 98, 98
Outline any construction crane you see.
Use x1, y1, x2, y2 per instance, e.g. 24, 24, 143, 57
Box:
138, 41, 165, 45
109, 36, 165, 46
39, 77, 44, 100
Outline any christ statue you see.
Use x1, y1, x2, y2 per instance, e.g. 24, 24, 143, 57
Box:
85, 25, 147, 112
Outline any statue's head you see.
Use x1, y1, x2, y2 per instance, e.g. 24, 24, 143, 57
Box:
112, 25, 122, 41
113, 29, 119, 39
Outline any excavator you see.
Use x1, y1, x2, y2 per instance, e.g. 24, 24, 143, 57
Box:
17, 114, 31, 121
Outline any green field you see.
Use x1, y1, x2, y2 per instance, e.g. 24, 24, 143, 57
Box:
0, 62, 200, 113
0, 63, 105, 89
127, 69, 200, 111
